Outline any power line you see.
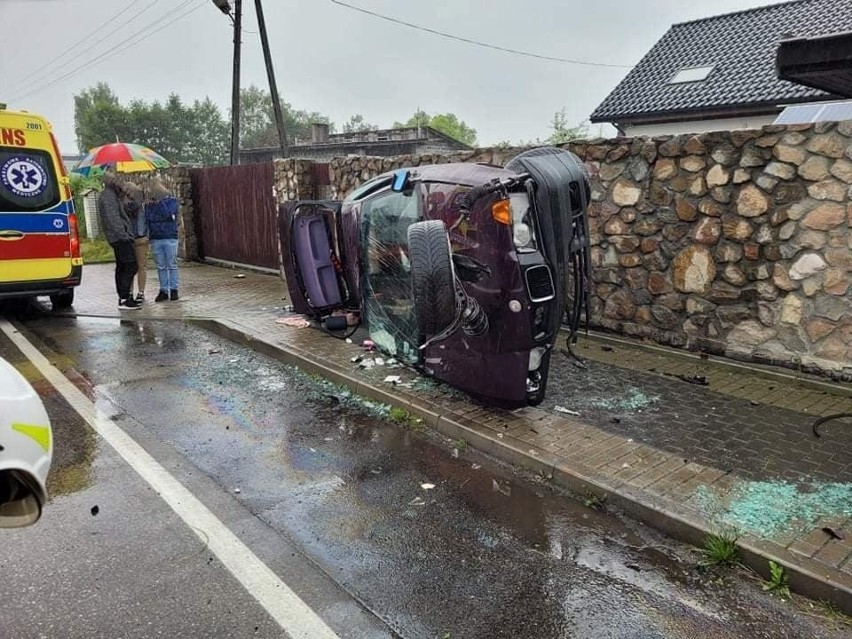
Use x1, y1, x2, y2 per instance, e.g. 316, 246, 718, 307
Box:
329, 0, 633, 69
10, 0, 205, 104
0, 0, 162, 97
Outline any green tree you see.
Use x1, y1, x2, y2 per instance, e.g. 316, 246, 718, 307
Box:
74, 83, 132, 152
237, 84, 335, 147
73, 84, 229, 165
547, 109, 589, 144
342, 114, 377, 134
394, 110, 477, 146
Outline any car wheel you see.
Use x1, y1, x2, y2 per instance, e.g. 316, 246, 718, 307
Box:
50, 289, 74, 310
407, 220, 457, 338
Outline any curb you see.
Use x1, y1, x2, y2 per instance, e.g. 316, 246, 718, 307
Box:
199, 317, 852, 615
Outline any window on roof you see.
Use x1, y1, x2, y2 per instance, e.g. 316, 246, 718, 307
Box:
669, 65, 714, 84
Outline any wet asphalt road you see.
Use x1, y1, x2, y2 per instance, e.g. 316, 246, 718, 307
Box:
1, 306, 848, 638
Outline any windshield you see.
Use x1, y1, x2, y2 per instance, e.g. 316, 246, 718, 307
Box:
360, 188, 421, 363
0, 148, 60, 213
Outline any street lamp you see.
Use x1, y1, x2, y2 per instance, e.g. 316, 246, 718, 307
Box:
211, 0, 232, 16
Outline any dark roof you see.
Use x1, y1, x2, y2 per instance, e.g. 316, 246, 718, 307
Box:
777, 30, 852, 97
591, 0, 852, 124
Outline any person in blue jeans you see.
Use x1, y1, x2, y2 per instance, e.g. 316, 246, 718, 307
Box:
143, 177, 181, 302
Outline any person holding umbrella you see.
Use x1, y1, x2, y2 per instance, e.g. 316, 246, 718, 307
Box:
98, 171, 141, 309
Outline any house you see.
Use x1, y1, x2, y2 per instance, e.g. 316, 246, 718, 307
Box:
239, 123, 471, 164
590, 0, 852, 137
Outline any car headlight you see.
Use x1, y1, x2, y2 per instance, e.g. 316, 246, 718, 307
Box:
513, 222, 532, 249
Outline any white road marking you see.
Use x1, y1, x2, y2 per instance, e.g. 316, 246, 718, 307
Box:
0, 319, 339, 639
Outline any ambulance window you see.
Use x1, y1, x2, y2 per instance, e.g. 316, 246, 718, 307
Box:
0, 148, 60, 213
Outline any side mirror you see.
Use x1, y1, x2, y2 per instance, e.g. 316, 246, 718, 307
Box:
391, 169, 410, 193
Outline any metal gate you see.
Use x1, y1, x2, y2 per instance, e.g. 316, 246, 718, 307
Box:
190, 163, 278, 270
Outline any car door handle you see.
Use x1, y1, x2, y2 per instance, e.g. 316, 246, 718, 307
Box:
0, 230, 25, 240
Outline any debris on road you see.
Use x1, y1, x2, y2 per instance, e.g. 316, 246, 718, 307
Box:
234, 274, 246, 279
421, 483, 435, 490
275, 317, 311, 328
600, 344, 614, 352
408, 496, 427, 506
384, 375, 401, 384
812, 412, 852, 438
822, 526, 846, 540
670, 373, 709, 386
492, 479, 511, 496
554, 405, 581, 416
208, 349, 222, 355
90, 505, 99, 516
363, 339, 376, 351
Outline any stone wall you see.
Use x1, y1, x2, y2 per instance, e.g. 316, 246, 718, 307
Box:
163, 167, 196, 261
272, 159, 315, 202
326, 123, 852, 380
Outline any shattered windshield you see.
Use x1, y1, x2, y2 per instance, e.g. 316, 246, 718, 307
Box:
360, 188, 421, 364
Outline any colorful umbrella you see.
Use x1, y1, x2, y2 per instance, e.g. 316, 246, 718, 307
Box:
72, 142, 170, 177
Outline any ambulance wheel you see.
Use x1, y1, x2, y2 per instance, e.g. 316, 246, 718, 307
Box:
50, 289, 74, 310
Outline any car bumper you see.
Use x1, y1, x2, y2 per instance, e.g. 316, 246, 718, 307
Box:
0, 265, 82, 299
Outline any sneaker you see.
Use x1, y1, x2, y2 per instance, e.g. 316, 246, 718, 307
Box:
119, 298, 142, 310
170, 289, 179, 301
155, 291, 169, 302
135, 292, 145, 302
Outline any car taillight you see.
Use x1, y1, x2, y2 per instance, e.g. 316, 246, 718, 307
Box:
68, 213, 81, 259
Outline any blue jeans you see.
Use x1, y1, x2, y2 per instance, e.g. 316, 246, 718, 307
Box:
150, 238, 180, 292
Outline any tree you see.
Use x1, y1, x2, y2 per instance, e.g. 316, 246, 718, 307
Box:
547, 109, 589, 144
74, 84, 229, 165
74, 83, 132, 152
237, 85, 335, 147
394, 110, 477, 146
342, 114, 377, 134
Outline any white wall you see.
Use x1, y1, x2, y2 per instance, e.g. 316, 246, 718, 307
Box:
622, 115, 777, 137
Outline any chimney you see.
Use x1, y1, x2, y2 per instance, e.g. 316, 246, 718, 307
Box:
311, 122, 329, 144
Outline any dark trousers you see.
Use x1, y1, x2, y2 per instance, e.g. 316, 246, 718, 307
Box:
111, 240, 138, 300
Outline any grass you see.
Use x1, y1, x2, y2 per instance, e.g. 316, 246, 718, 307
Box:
762, 560, 791, 598
81, 238, 114, 264
583, 491, 606, 510
454, 438, 468, 452
700, 531, 741, 568
388, 406, 425, 431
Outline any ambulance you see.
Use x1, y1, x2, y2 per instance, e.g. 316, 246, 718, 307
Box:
0, 108, 82, 308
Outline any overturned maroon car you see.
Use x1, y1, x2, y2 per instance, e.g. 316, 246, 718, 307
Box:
279, 147, 592, 408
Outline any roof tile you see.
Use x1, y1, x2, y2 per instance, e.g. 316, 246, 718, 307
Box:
591, 0, 852, 123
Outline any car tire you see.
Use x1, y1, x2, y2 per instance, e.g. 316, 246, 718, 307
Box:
407, 220, 457, 338
50, 289, 74, 310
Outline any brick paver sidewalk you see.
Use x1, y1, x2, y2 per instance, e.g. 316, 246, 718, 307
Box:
53, 262, 852, 609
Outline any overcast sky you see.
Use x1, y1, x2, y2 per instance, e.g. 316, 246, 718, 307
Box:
1, 0, 792, 155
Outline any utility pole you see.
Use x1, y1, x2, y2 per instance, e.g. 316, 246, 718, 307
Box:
255, 0, 288, 156
229, 0, 242, 165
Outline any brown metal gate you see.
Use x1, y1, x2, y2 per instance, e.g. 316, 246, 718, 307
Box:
190, 163, 278, 270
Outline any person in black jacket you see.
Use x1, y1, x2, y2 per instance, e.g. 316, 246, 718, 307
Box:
98, 171, 141, 309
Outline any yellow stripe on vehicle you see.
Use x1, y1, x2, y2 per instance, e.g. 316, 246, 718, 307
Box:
11, 423, 51, 452
0, 258, 72, 283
